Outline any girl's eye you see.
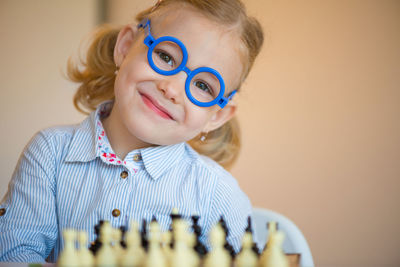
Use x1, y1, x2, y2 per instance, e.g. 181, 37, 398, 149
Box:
194, 81, 213, 96
157, 51, 174, 66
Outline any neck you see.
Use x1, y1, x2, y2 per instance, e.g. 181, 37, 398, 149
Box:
102, 106, 150, 160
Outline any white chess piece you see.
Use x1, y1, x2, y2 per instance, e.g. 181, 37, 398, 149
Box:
121, 221, 145, 267
258, 231, 289, 267
259, 221, 277, 264
78, 231, 94, 267
161, 229, 172, 265
203, 223, 231, 267
112, 227, 124, 265
95, 221, 117, 267
58, 229, 80, 267
144, 219, 167, 267
57, 229, 79, 267
235, 231, 258, 267
170, 219, 198, 267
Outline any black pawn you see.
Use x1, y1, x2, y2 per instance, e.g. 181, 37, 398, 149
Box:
89, 220, 104, 255
219, 216, 236, 259
119, 225, 127, 249
246, 216, 260, 256
191, 215, 208, 258
140, 219, 149, 251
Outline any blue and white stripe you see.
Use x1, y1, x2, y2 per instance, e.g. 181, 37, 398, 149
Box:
0, 104, 252, 263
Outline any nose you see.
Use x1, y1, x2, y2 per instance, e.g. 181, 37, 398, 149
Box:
157, 72, 187, 103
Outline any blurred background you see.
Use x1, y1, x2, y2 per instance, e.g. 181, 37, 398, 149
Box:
1, 0, 399, 266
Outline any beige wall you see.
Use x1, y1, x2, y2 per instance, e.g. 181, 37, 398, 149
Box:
1, 1, 399, 266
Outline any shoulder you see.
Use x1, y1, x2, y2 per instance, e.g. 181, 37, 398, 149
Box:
30, 124, 78, 149
183, 144, 250, 204
184, 144, 241, 186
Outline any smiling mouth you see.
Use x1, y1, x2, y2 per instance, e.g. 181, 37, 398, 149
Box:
140, 93, 174, 120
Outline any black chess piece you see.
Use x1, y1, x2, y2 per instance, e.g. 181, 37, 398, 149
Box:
140, 219, 149, 251
119, 225, 127, 249
89, 220, 104, 255
219, 216, 236, 259
191, 215, 208, 258
169, 210, 182, 249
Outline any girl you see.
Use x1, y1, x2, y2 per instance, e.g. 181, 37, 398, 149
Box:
0, 0, 263, 262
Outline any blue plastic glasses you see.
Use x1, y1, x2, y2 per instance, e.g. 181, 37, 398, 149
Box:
138, 19, 236, 108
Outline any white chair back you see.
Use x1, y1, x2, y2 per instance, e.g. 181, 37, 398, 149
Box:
251, 207, 314, 267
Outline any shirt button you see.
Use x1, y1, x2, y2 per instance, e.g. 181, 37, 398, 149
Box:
120, 171, 128, 179
0, 208, 5, 216
133, 154, 142, 162
112, 209, 121, 217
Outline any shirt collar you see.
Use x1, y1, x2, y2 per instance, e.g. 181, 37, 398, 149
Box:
140, 142, 186, 180
65, 102, 187, 180
65, 109, 98, 163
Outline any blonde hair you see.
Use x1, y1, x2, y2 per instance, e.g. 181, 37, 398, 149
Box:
68, 0, 264, 170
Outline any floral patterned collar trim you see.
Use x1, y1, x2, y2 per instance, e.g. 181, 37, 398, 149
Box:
94, 101, 140, 174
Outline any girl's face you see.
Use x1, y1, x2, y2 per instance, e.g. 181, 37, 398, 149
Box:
113, 7, 243, 147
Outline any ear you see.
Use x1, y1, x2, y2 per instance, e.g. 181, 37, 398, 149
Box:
203, 102, 237, 133
114, 24, 139, 67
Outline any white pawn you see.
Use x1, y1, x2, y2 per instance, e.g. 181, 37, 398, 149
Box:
161, 230, 172, 264
144, 219, 167, 267
235, 231, 258, 267
170, 219, 198, 267
78, 231, 94, 267
184, 229, 200, 267
121, 221, 145, 267
203, 223, 231, 267
112, 228, 124, 261
58, 229, 80, 267
265, 221, 277, 249
259, 221, 277, 264
96, 221, 117, 267
258, 231, 289, 267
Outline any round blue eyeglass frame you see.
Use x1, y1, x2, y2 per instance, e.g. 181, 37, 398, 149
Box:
138, 19, 237, 108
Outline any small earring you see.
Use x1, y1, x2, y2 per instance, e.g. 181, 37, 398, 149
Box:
200, 132, 208, 142
114, 65, 120, 75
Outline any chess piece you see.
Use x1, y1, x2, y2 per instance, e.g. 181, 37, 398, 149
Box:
203, 223, 231, 267
112, 227, 124, 265
95, 221, 117, 267
169, 208, 182, 249
235, 231, 258, 267
259, 221, 278, 264
161, 229, 172, 264
119, 225, 127, 249
170, 219, 198, 267
258, 231, 289, 267
121, 221, 145, 267
89, 220, 104, 255
78, 231, 95, 267
219, 216, 236, 259
144, 218, 167, 267
141, 218, 149, 251
191, 215, 208, 257
58, 229, 79, 267
246, 217, 260, 256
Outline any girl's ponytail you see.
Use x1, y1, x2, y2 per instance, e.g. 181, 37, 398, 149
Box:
68, 25, 120, 114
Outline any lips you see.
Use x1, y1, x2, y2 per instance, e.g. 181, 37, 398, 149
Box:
140, 93, 174, 120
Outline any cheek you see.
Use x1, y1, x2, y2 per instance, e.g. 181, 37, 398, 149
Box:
183, 105, 215, 128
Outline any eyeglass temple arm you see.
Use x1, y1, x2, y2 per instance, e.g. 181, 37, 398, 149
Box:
138, 19, 154, 47
218, 90, 237, 108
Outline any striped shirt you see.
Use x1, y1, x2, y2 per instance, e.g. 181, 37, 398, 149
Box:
0, 102, 252, 263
